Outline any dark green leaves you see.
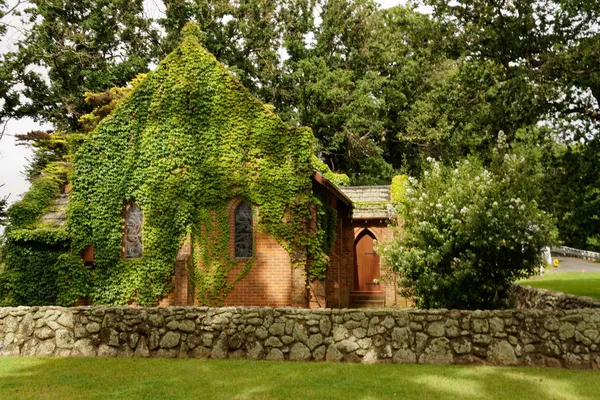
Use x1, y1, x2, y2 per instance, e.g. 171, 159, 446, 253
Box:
0, 0, 160, 131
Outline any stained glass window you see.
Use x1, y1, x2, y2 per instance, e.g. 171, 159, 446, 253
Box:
234, 201, 253, 258
125, 203, 143, 259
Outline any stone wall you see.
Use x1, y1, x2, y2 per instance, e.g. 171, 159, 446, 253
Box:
1, 306, 599, 369
511, 285, 600, 310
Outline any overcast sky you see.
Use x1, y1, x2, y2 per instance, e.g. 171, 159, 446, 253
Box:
0, 0, 407, 205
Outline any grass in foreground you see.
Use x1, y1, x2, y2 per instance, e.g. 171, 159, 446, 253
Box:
0, 358, 599, 400
517, 272, 600, 300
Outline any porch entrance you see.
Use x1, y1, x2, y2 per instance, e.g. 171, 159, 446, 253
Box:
354, 230, 381, 292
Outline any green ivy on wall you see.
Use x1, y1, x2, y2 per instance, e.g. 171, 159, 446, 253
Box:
192, 206, 253, 306
0, 177, 72, 305
390, 174, 409, 205
308, 193, 338, 281
312, 156, 351, 187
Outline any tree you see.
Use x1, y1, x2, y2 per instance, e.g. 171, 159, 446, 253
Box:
0, 0, 160, 131
380, 137, 555, 309
401, 0, 599, 251
391, 0, 599, 169
424, 0, 600, 138
542, 139, 600, 251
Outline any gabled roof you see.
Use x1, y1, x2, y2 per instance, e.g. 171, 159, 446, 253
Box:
312, 171, 352, 206
340, 186, 393, 219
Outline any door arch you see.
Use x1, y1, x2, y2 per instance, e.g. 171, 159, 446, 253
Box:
354, 229, 381, 292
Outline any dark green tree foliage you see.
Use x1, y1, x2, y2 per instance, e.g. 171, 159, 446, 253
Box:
0, 0, 159, 131
426, 0, 600, 125
293, 2, 449, 182
417, 0, 600, 153
65, 27, 324, 305
406, 0, 600, 250
403, 59, 550, 162
543, 141, 600, 251
296, 0, 388, 179
5, 0, 599, 185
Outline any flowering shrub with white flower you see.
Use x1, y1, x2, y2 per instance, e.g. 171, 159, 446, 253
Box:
380, 146, 556, 309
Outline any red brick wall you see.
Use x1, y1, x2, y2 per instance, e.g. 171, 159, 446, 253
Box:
224, 229, 296, 307
325, 213, 354, 308
157, 197, 414, 309
158, 239, 194, 306
302, 183, 354, 310
221, 198, 301, 307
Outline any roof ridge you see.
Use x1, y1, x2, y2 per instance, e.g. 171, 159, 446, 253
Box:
341, 185, 390, 189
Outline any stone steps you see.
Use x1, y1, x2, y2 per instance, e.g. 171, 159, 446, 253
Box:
349, 292, 385, 308
349, 299, 385, 308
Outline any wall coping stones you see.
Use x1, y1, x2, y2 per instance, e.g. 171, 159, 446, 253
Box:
511, 284, 600, 310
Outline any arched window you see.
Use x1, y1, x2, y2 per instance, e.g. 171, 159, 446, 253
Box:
124, 203, 143, 259
234, 201, 253, 258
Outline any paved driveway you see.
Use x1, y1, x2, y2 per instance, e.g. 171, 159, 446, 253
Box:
546, 256, 600, 273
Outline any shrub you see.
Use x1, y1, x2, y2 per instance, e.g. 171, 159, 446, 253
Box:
380, 140, 555, 309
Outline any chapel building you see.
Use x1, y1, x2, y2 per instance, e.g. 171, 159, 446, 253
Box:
36, 25, 411, 309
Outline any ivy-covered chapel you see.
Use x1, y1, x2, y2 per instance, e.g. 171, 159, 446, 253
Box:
3, 25, 410, 309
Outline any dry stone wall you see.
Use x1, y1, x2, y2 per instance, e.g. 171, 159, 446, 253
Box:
511, 285, 600, 310
1, 306, 600, 369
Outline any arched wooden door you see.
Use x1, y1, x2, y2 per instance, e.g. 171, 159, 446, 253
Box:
354, 230, 380, 292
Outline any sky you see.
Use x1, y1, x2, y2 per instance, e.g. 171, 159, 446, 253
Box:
0, 0, 407, 205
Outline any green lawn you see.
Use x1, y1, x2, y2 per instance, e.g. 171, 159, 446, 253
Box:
0, 358, 599, 400
517, 272, 600, 300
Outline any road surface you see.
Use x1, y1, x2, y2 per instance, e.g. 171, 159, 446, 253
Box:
546, 256, 600, 273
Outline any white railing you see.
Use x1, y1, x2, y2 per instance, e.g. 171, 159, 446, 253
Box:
551, 246, 600, 261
